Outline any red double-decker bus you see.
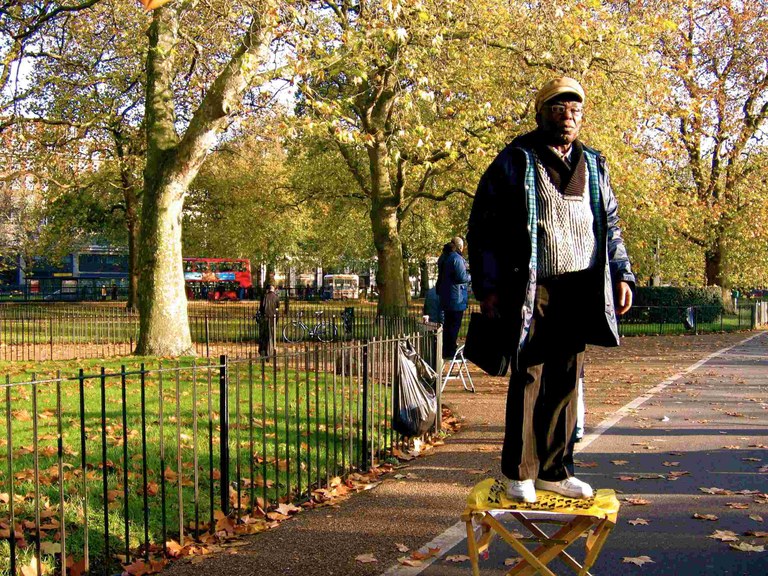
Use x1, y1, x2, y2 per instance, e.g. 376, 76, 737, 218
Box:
183, 257, 253, 300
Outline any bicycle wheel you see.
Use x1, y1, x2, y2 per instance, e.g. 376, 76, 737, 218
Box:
282, 322, 306, 343
314, 322, 337, 342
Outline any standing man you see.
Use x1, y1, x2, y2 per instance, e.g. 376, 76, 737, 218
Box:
467, 77, 635, 502
258, 284, 280, 357
436, 236, 470, 360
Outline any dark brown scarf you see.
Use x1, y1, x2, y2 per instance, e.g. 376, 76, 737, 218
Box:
534, 136, 586, 197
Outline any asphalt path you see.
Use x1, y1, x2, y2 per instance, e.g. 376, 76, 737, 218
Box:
393, 332, 768, 576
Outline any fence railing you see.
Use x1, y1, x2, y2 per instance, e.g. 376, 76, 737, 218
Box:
0, 304, 424, 362
616, 304, 758, 336
0, 329, 441, 575
0, 301, 763, 362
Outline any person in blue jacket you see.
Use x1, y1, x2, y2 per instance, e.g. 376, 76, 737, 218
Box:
436, 236, 470, 360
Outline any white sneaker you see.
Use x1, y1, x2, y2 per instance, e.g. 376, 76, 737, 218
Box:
506, 479, 537, 503
535, 477, 593, 499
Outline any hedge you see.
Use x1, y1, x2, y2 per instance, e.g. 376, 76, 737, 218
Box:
630, 286, 723, 323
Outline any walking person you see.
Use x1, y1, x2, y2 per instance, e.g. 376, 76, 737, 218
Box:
258, 284, 280, 357
436, 237, 470, 360
467, 77, 635, 502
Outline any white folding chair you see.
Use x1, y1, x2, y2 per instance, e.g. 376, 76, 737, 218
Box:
441, 344, 475, 393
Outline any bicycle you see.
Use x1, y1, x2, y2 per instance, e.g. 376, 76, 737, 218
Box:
282, 310, 338, 343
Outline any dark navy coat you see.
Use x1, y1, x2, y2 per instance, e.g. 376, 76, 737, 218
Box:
467, 134, 635, 354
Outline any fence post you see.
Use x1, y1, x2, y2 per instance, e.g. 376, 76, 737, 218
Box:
435, 326, 443, 436
751, 303, 757, 330
219, 355, 229, 514
361, 341, 369, 469
205, 315, 210, 358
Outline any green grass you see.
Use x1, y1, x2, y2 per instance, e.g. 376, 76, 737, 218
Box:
0, 347, 397, 574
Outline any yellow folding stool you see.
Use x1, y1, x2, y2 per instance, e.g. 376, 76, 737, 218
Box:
461, 479, 620, 576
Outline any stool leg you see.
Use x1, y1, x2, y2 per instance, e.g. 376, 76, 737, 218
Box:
465, 517, 482, 576
581, 519, 614, 575
507, 516, 593, 576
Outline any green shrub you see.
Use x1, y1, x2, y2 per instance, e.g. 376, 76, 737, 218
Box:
632, 287, 723, 323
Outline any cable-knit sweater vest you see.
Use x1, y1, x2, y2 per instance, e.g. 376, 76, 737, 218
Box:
534, 154, 597, 279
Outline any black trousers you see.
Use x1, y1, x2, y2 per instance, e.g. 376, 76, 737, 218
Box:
442, 310, 464, 359
501, 270, 591, 482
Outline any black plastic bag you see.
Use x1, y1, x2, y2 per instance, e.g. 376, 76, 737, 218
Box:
392, 340, 438, 437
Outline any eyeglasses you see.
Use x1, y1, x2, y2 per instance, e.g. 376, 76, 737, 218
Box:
546, 103, 584, 118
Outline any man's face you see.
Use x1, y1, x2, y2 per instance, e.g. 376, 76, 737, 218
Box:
537, 95, 583, 146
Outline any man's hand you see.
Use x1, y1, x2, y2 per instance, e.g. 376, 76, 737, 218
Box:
481, 292, 499, 318
616, 282, 632, 316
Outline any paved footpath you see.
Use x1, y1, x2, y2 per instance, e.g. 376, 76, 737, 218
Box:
164, 332, 767, 576
396, 332, 768, 576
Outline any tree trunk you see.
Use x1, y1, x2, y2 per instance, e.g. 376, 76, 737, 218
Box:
135, 181, 194, 356
134, 5, 273, 355
125, 197, 140, 311
402, 257, 411, 305
705, 236, 730, 305
419, 259, 430, 297
705, 239, 723, 288
371, 199, 407, 312
368, 139, 407, 312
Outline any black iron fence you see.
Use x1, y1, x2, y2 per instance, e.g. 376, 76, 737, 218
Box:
617, 304, 760, 336
0, 301, 764, 362
0, 329, 442, 575
0, 303, 425, 362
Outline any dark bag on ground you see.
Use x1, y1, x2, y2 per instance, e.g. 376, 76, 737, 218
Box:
392, 340, 438, 437
464, 312, 511, 377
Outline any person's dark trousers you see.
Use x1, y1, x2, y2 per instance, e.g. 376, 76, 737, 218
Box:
501, 270, 590, 482
442, 310, 464, 359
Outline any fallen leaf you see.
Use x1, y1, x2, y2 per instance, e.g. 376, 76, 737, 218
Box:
67, 557, 86, 576
709, 530, 739, 542
693, 513, 719, 521
749, 515, 764, 522
395, 543, 409, 553
700, 487, 733, 495
444, 555, 469, 563
274, 503, 301, 515
574, 461, 598, 468
410, 547, 441, 561
622, 555, 654, 566
667, 471, 690, 478
729, 542, 764, 552
611, 460, 629, 466
40, 541, 61, 554
662, 461, 680, 467
355, 553, 377, 563
623, 498, 650, 506
122, 559, 151, 576
744, 531, 768, 537
20, 558, 42, 576
726, 503, 749, 510
504, 557, 522, 566
628, 518, 649, 526
397, 557, 422, 567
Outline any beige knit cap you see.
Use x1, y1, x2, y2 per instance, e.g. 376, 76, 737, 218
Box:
535, 77, 585, 112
